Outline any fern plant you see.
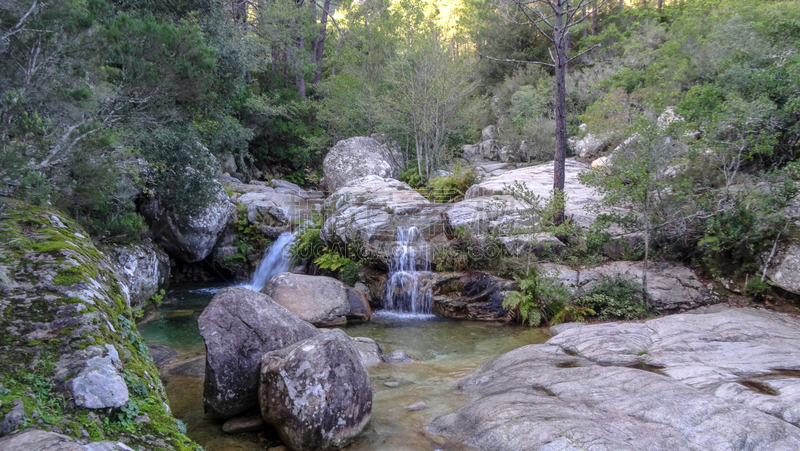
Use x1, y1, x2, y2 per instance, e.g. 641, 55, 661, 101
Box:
503, 267, 570, 326
314, 250, 353, 271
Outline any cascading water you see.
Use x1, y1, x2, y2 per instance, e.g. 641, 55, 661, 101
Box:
241, 231, 296, 291
382, 226, 434, 315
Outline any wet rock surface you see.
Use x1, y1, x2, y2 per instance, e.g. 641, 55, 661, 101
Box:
199, 287, 320, 419
259, 329, 372, 451
321, 176, 447, 268
432, 272, 514, 321
429, 308, 800, 451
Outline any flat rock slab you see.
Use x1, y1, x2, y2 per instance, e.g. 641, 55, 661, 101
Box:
0, 428, 135, 451
464, 158, 601, 229
429, 308, 800, 451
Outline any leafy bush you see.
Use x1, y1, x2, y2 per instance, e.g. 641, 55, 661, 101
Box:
399, 167, 423, 188
503, 267, 571, 326
550, 303, 596, 326
289, 225, 324, 264
745, 276, 772, 302
576, 276, 649, 320
339, 261, 362, 287
423, 163, 481, 203
433, 247, 471, 272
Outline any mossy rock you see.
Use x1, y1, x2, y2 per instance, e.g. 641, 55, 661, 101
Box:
0, 200, 199, 450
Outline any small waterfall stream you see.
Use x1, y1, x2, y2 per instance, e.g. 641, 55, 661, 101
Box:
382, 226, 434, 315
241, 231, 296, 291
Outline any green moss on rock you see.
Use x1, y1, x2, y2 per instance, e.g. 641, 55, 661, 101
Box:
0, 200, 199, 450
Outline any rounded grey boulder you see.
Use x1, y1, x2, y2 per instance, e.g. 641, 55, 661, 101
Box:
261, 273, 373, 327
322, 136, 403, 192
259, 329, 372, 451
199, 287, 320, 419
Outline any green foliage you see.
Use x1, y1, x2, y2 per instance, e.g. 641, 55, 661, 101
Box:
232, 204, 271, 254
399, 167, 423, 188
504, 181, 578, 239
424, 163, 481, 203
550, 304, 596, 326
138, 125, 219, 218
576, 276, 649, 320
434, 247, 471, 272
339, 261, 362, 287
314, 250, 353, 271
745, 276, 772, 302
503, 267, 571, 326
289, 225, 324, 265
698, 195, 789, 276
149, 289, 166, 307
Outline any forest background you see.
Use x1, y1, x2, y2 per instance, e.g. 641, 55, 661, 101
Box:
1, 0, 799, 278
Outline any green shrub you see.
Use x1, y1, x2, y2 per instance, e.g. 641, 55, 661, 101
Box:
550, 303, 596, 326
503, 267, 571, 326
289, 226, 324, 264
745, 276, 772, 302
424, 162, 481, 203
399, 167, 422, 187
576, 276, 649, 320
339, 261, 362, 287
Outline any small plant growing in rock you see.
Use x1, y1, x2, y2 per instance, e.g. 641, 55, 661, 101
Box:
575, 276, 649, 320
503, 266, 570, 326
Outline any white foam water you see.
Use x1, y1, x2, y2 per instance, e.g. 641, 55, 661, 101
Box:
241, 231, 297, 292
382, 226, 434, 315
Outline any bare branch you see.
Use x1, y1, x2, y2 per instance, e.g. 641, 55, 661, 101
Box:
568, 42, 601, 63
1, 0, 39, 45
477, 51, 555, 67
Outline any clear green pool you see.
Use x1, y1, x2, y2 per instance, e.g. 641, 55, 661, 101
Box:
139, 285, 550, 451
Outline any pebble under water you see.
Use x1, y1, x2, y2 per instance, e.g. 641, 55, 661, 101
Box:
139, 285, 550, 450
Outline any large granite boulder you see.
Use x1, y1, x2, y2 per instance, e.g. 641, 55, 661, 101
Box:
198, 287, 320, 419
569, 131, 606, 159
320, 176, 447, 268
261, 273, 372, 327
541, 261, 710, 312
108, 239, 170, 309
322, 136, 404, 192
140, 184, 234, 263
429, 308, 800, 451
463, 158, 603, 229
764, 189, 800, 295
259, 329, 372, 451
0, 201, 195, 447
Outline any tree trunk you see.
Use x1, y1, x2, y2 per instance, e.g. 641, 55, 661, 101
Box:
552, 2, 569, 226
312, 0, 330, 85
657, 0, 663, 9
591, 6, 598, 35
295, 37, 306, 98
643, 193, 650, 304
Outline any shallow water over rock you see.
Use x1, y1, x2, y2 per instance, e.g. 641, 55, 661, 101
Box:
139, 285, 549, 451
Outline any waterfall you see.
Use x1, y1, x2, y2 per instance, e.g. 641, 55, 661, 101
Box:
241, 231, 296, 292
382, 226, 433, 314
